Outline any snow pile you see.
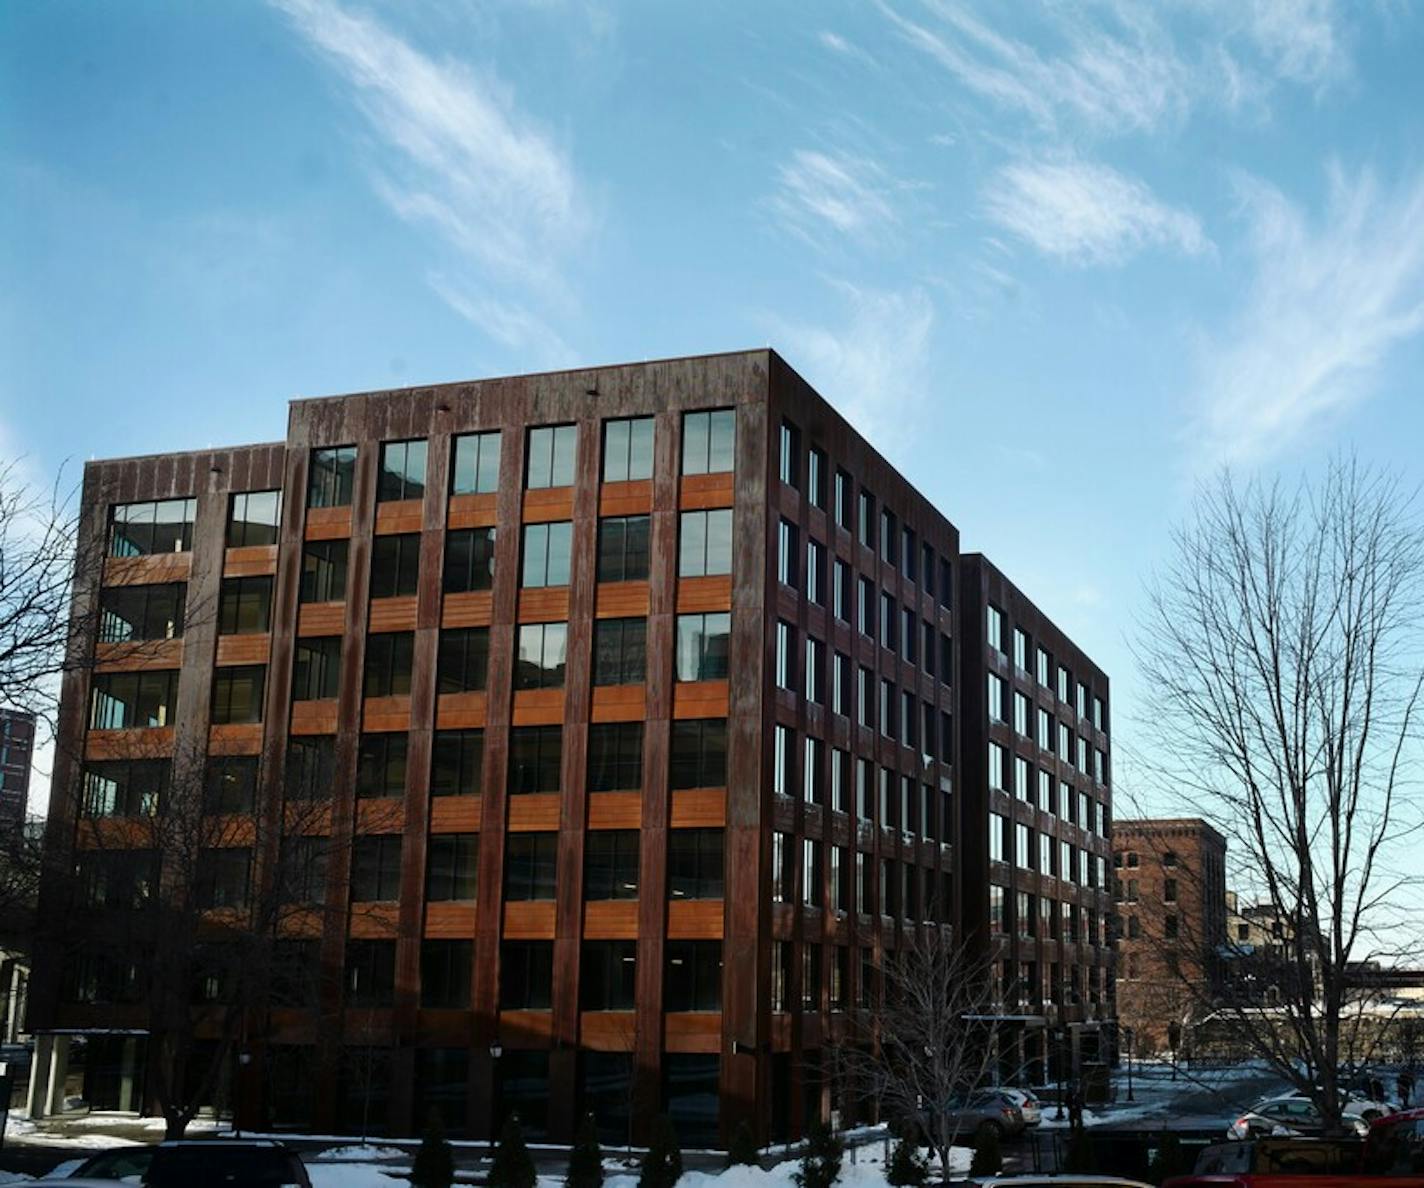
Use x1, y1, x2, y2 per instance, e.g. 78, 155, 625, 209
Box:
312, 1145, 410, 1162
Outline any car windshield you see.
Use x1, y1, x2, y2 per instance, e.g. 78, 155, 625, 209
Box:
147, 1146, 305, 1188
79, 1148, 156, 1179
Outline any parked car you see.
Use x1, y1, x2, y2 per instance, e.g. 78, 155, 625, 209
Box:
998, 1086, 1043, 1126
944, 1089, 1026, 1141
1263, 1090, 1397, 1124
67, 1140, 311, 1187
1190, 1138, 1364, 1177
1228, 1097, 1370, 1140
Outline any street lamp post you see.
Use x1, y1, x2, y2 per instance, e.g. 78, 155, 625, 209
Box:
1125, 1029, 1134, 1103
1055, 1027, 1067, 1121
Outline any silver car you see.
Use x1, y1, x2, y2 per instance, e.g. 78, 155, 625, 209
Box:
945, 1089, 1027, 1141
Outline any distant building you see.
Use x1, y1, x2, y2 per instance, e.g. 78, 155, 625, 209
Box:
1112, 818, 1226, 1056
0, 709, 35, 825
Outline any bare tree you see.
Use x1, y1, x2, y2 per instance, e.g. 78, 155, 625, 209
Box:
835, 928, 1000, 1181
1135, 457, 1424, 1130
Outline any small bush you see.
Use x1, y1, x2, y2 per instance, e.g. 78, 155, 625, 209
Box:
794, 1118, 844, 1188
568, 1112, 604, 1188
886, 1134, 930, 1187
970, 1124, 1002, 1175
639, 1115, 683, 1188
489, 1113, 537, 1188
726, 1119, 760, 1167
411, 1109, 454, 1188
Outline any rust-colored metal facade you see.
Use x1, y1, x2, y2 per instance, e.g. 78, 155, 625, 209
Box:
33, 350, 1109, 1142
956, 555, 1116, 1083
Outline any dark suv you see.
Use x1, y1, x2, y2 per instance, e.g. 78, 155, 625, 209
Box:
71, 1140, 311, 1187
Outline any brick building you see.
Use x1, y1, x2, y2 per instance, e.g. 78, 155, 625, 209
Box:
1112, 818, 1226, 1056
29, 349, 1108, 1143
0, 709, 34, 826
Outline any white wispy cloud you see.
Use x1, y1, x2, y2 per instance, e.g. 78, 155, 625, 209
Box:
426, 272, 574, 368
769, 148, 901, 248
1194, 165, 1424, 466
765, 282, 934, 458
271, 0, 587, 326
983, 158, 1209, 265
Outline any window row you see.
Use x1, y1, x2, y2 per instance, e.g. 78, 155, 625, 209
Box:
988, 885, 1108, 948
988, 612, 1107, 733
984, 742, 1108, 833
987, 812, 1108, 888
769, 831, 953, 923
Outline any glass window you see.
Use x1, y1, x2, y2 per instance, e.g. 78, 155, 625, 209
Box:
669, 719, 727, 789
775, 621, 795, 691
515, 622, 568, 690
363, 632, 413, 698
500, 941, 553, 1010
451, 431, 502, 495
294, 637, 342, 701
351, 835, 403, 901
285, 736, 335, 802
357, 733, 408, 799
584, 830, 639, 900
421, 940, 472, 1009
832, 558, 849, 620
509, 726, 562, 794
857, 490, 874, 548
678, 510, 733, 577
681, 409, 735, 475
504, 832, 557, 900
669, 829, 724, 899
212, 666, 265, 725
218, 576, 272, 635
588, 722, 643, 792
987, 605, 1004, 652
664, 941, 722, 1011
880, 509, 897, 565
300, 540, 348, 603
203, 755, 258, 814
778, 421, 799, 487
378, 440, 427, 502
1036, 647, 1051, 686
345, 939, 395, 1006
426, 833, 478, 901
227, 490, 281, 548
857, 577, 875, 638
108, 497, 197, 557
525, 425, 578, 489
521, 521, 574, 587
370, 534, 421, 599
195, 847, 251, 909
777, 520, 797, 588
834, 470, 851, 528
602, 417, 654, 482
81, 759, 167, 817
674, 612, 729, 682
431, 729, 483, 797
597, 515, 650, 583
99, 583, 186, 643
592, 617, 647, 685
308, 447, 357, 509
580, 940, 637, 1011
89, 672, 179, 726
437, 628, 490, 694
443, 527, 496, 593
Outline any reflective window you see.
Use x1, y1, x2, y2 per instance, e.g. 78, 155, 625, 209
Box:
681, 409, 735, 475
437, 628, 489, 693
584, 830, 639, 900
504, 832, 557, 900
443, 527, 496, 593
508, 726, 562, 794
675, 612, 730, 682
308, 447, 356, 509
356, 733, 408, 798
602, 417, 654, 482
426, 834, 478, 901
218, 576, 272, 635
431, 729, 483, 797
592, 618, 646, 685
526, 425, 578, 489
89, 671, 179, 730
521, 521, 573, 587
515, 622, 567, 690
227, 490, 281, 548
588, 722, 643, 792
362, 632, 412, 698
597, 515, 650, 583
370, 534, 421, 598
678, 509, 732, 577
299, 540, 347, 603
212, 666, 265, 724
451, 431, 502, 495
108, 498, 196, 556
99, 583, 185, 643
378, 439, 427, 502
669, 829, 724, 899
294, 637, 342, 700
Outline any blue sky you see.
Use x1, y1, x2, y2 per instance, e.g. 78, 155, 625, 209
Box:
5, 0, 1424, 823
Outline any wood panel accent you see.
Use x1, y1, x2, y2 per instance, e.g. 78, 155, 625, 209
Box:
498, 1011, 555, 1045
283, 803, 332, 834
670, 789, 727, 828
362, 695, 411, 732
75, 817, 155, 849
268, 1010, 318, 1045
215, 634, 270, 666
506, 795, 560, 832
587, 792, 641, 830
441, 591, 493, 629
447, 493, 498, 529
511, 689, 564, 726
348, 904, 400, 938
678, 472, 734, 509
84, 727, 174, 760
368, 596, 417, 633
590, 685, 645, 723
583, 900, 639, 939
502, 900, 556, 938
304, 506, 352, 540
103, 553, 192, 587
598, 480, 652, 518
517, 588, 569, 622
289, 699, 338, 734
374, 499, 423, 535
208, 723, 264, 755
223, 544, 277, 577
202, 816, 257, 845
521, 488, 574, 523
275, 909, 323, 939
297, 602, 345, 636
664, 1012, 723, 1052
676, 576, 733, 613
423, 902, 478, 939
430, 796, 482, 832
357, 798, 404, 834
580, 1011, 637, 1050
667, 899, 725, 939
673, 681, 729, 719
594, 582, 649, 619
435, 692, 487, 730
94, 638, 184, 672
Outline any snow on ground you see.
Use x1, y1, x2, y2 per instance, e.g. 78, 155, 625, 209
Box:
311, 1144, 409, 1162
0, 1117, 142, 1149
306, 1164, 403, 1188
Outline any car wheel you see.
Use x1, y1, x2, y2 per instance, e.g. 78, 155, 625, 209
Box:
977, 1120, 1004, 1142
